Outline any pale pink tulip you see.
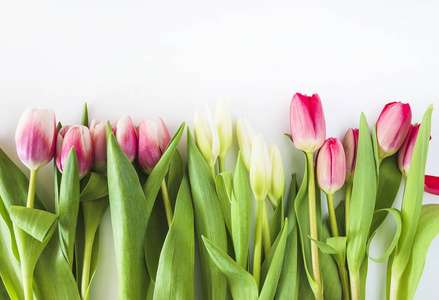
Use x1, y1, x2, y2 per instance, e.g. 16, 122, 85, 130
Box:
316, 138, 346, 195
289, 93, 326, 153
343, 128, 359, 182
137, 117, 171, 174
113, 115, 137, 163
90, 119, 107, 172
15, 108, 57, 170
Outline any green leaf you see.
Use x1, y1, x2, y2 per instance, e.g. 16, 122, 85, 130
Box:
347, 113, 378, 274
231, 153, 251, 269
154, 175, 194, 300
216, 171, 233, 235
106, 126, 149, 299
0, 277, 11, 300
260, 219, 289, 300
269, 197, 284, 245
372, 124, 380, 177
167, 150, 184, 209
10, 207, 58, 243
391, 104, 433, 280
81, 102, 88, 127
202, 236, 258, 300
308, 236, 343, 254
321, 225, 343, 300
187, 129, 228, 300
0, 195, 19, 261
58, 148, 80, 267
80, 172, 109, 202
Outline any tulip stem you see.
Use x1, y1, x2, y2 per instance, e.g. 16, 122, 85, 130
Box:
27, 170, 38, 208
306, 151, 323, 300
161, 179, 173, 227
262, 199, 271, 256
345, 181, 353, 235
218, 156, 226, 173
350, 271, 361, 300
81, 233, 95, 300
327, 193, 339, 237
253, 198, 264, 288
210, 165, 216, 179
22, 268, 33, 300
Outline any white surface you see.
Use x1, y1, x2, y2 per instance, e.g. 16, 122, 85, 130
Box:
1, 1, 439, 299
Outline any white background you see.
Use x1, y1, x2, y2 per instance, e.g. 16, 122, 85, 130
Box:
1, 1, 439, 299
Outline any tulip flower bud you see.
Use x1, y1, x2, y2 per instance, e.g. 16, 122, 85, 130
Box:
193, 107, 220, 168
56, 125, 93, 178
138, 117, 171, 174
316, 138, 346, 195
376, 101, 412, 161
15, 108, 57, 171
267, 144, 286, 207
250, 135, 272, 201
236, 117, 256, 172
90, 120, 107, 172
113, 115, 137, 163
289, 93, 326, 153
398, 124, 420, 177
343, 128, 359, 182
215, 97, 232, 159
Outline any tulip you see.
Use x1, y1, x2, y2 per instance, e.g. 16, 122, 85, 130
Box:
398, 124, 420, 177
194, 107, 220, 172
138, 117, 171, 174
236, 117, 256, 172
250, 135, 272, 201
267, 144, 285, 208
316, 138, 346, 195
425, 175, 439, 195
113, 115, 137, 163
90, 120, 107, 172
15, 108, 57, 171
376, 102, 412, 161
216, 98, 232, 172
56, 125, 93, 178
343, 128, 359, 182
289, 93, 326, 153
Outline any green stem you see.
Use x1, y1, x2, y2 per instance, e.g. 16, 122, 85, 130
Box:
22, 269, 33, 300
389, 274, 400, 300
218, 156, 226, 173
253, 198, 264, 288
160, 179, 173, 227
81, 235, 95, 300
345, 181, 353, 235
337, 259, 350, 300
262, 199, 271, 257
350, 271, 361, 300
210, 165, 216, 179
327, 193, 339, 237
26, 170, 38, 208
306, 152, 323, 300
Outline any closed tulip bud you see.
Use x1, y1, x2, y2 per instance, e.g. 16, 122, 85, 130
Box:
113, 115, 137, 163
290, 93, 326, 153
56, 125, 93, 178
90, 120, 107, 172
236, 117, 256, 172
398, 124, 420, 177
316, 138, 346, 195
138, 117, 171, 174
250, 135, 272, 201
267, 144, 285, 208
215, 97, 232, 159
343, 128, 359, 182
15, 108, 57, 170
376, 102, 412, 161
194, 107, 220, 168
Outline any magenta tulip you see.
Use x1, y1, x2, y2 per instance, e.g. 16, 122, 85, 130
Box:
56, 125, 93, 178
376, 102, 412, 160
137, 117, 171, 174
90, 119, 107, 172
316, 138, 346, 195
398, 124, 420, 177
290, 93, 326, 153
343, 128, 359, 182
113, 115, 137, 163
425, 175, 439, 195
15, 108, 57, 170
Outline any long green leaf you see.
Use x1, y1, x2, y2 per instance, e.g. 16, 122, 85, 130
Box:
154, 175, 194, 300
80, 172, 108, 202
0, 195, 19, 261
187, 129, 228, 300
167, 150, 184, 209
269, 197, 284, 245
216, 172, 233, 235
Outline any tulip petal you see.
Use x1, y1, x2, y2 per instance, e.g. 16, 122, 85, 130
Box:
425, 175, 439, 195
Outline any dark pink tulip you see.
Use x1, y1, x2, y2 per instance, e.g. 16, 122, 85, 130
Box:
343, 128, 359, 182
376, 102, 412, 160
425, 175, 439, 195
290, 93, 326, 153
398, 124, 420, 177
90, 119, 107, 172
138, 117, 171, 174
56, 125, 93, 178
15, 108, 57, 170
316, 138, 346, 195
113, 115, 137, 163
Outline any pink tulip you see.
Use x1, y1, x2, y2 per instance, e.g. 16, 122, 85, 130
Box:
376, 102, 412, 160
398, 124, 420, 177
290, 93, 326, 153
425, 175, 439, 195
113, 115, 137, 163
56, 125, 93, 178
316, 138, 346, 195
343, 128, 359, 182
90, 119, 107, 172
15, 108, 57, 170
137, 118, 171, 174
